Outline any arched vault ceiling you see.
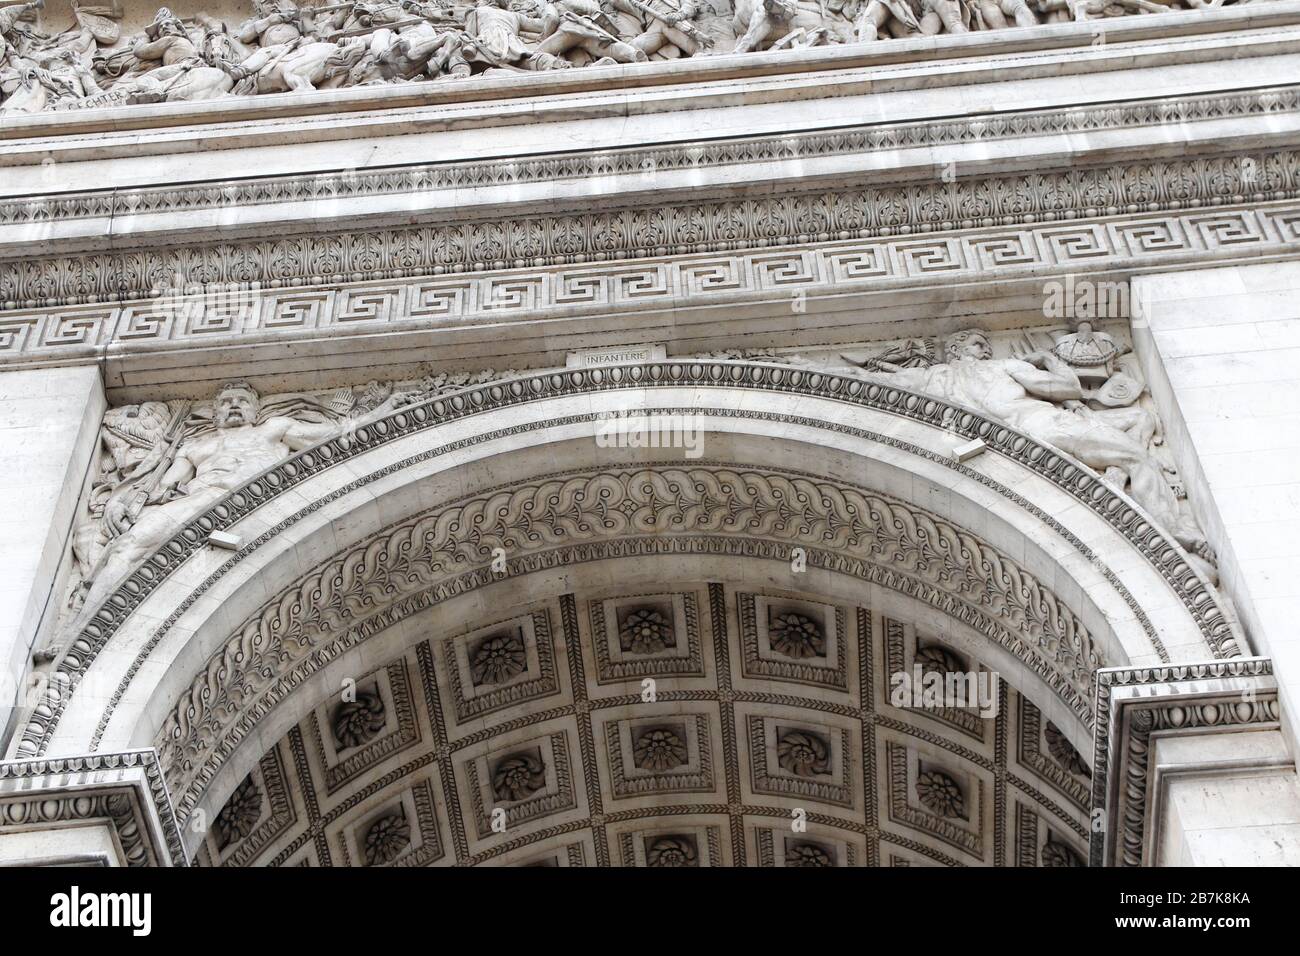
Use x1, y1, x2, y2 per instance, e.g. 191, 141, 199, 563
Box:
195, 568, 1094, 868
155, 460, 1116, 827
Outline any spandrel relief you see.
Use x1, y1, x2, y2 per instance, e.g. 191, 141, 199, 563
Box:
68, 324, 1214, 637
775, 324, 1219, 583
0, 0, 1265, 114
67, 368, 531, 624
71, 378, 386, 614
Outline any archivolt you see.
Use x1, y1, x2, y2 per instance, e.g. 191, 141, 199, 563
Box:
156, 466, 1105, 815
17, 360, 1240, 763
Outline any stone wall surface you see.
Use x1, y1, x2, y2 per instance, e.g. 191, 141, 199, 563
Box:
0, 365, 103, 743
1133, 263, 1300, 752
1153, 731, 1300, 866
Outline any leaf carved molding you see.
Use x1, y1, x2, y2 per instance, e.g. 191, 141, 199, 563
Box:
3, 86, 1297, 230
156, 466, 1099, 816
3, 149, 1299, 316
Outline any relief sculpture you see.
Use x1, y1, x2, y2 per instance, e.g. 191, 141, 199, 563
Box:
794, 326, 1218, 581
71, 379, 397, 616
68, 326, 1217, 636
0, 0, 1262, 113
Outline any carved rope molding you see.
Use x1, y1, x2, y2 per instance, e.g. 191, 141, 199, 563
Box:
2, 148, 1299, 317
155, 471, 1099, 815
1087, 658, 1277, 867
0, 749, 187, 866
4, 86, 1298, 229
16, 362, 1238, 761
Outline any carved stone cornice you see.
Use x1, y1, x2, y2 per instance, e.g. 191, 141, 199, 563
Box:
3, 196, 1299, 375
16, 363, 1237, 764
3, 148, 1298, 316
0, 748, 186, 866
1088, 658, 1279, 867
4, 86, 1298, 233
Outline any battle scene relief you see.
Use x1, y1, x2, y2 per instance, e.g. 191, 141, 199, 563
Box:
0, 0, 1269, 114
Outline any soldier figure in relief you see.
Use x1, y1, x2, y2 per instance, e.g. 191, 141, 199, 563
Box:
732, 0, 848, 53
853, 0, 965, 40
462, 0, 568, 70
232, 34, 370, 92
531, 0, 649, 65
128, 8, 236, 101
606, 0, 713, 59
0, 0, 1238, 111
237, 0, 318, 48
0, 0, 41, 49
972, 0, 1039, 27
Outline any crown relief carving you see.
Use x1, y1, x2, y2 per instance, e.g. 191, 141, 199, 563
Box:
0, 0, 1256, 116
491, 751, 547, 802
214, 773, 263, 849
617, 606, 675, 654
1042, 834, 1084, 867
645, 836, 698, 868
331, 688, 387, 748
362, 812, 411, 865
784, 841, 834, 867
632, 727, 689, 771
915, 770, 965, 820
776, 729, 832, 777
469, 630, 528, 685
768, 611, 824, 659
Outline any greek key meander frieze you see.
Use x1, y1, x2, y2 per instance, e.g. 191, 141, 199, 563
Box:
18, 361, 1237, 768
2, 155, 1299, 330
4, 87, 1297, 228
185, 584, 1090, 866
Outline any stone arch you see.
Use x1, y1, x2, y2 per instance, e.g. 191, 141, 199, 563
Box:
12, 361, 1242, 859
